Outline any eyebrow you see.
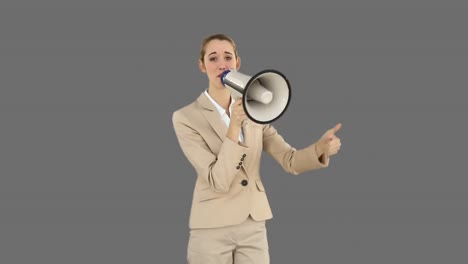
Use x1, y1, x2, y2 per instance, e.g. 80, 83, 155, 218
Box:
208, 51, 234, 56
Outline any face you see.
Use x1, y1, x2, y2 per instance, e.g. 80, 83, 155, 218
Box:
199, 39, 240, 89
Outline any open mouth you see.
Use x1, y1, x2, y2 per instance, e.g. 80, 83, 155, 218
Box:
217, 70, 229, 78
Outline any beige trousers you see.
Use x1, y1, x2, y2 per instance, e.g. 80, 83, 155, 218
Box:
187, 215, 270, 264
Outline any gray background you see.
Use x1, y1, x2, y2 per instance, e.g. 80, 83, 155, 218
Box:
1, 1, 468, 263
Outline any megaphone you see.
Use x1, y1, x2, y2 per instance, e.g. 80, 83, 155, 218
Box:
220, 69, 291, 124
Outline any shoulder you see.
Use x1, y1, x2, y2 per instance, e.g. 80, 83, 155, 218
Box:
172, 95, 205, 125
173, 102, 195, 123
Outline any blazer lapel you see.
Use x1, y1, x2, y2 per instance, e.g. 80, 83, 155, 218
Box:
197, 93, 228, 141
197, 92, 258, 173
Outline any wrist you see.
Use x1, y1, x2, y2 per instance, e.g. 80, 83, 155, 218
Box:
315, 142, 325, 155
229, 122, 242, 130
227, 124, 241, 142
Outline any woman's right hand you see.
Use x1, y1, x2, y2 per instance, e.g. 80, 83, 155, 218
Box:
230, 97, 248, 127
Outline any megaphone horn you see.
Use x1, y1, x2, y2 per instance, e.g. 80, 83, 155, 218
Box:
220, 69, 291, 124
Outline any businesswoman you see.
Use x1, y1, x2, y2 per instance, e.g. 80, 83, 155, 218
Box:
172, 33, 342, 264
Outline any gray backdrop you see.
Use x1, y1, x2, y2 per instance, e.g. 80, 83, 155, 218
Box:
1, 1, 468, 263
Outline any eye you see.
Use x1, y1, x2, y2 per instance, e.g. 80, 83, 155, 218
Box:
225, 56, 232, 61
209, 57, 217, 62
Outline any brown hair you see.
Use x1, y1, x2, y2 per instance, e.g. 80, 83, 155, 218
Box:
199, 33, 238, 62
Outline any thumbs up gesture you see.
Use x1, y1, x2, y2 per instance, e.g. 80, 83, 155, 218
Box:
317, 123, 342, 156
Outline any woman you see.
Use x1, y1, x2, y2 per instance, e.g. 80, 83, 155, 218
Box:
172, 33, 342, 264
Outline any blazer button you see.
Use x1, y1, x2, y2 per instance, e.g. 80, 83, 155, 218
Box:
242, 154, 246, 157
236, 166, 240, 169
241, 180, 248, 186
239, 162, 242, 166
241, 157, 244, 161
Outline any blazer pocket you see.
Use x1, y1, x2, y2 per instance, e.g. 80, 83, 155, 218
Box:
255, 179, 266, 192
197, 188, 226, 202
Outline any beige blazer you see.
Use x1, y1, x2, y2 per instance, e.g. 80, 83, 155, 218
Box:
172, 92, 329, 229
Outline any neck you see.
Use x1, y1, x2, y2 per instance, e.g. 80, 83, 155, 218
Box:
207, 85, 232, 111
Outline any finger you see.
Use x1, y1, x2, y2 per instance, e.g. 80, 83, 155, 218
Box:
237, 113, 247, 119
234, 110, 245, 116
329, 142, 341, 150
330, 147, 340, 154
328, 144, 338, 150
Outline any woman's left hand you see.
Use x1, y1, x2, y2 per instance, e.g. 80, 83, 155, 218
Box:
317, 123, 342, 156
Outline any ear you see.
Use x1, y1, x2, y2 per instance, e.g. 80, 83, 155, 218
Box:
236, 56, 241, 70
198, 59, 206, 73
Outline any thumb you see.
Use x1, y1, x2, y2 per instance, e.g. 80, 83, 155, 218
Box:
324, 123, 341, 140
329, 123, 342, 134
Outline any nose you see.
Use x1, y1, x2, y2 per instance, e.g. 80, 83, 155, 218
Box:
219, 63, 233, 72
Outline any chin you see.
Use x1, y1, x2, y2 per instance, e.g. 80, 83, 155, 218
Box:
212, 81, 225, 90
216, 85, 227, 91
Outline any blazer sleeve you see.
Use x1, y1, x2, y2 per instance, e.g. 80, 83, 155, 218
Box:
172, 111, 249, 193
262, 124, 329, 175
